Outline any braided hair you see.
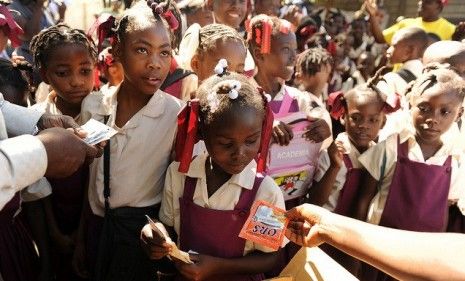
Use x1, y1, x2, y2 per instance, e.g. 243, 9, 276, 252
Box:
197, 72, 265, 126
196, 23, 246, 57
0, 58, 30, 105
115, 0, 176, 46
409, 68, 465, 105
30, 23, 97, 69
296, 47, 333, 76
247, 14, 292, 55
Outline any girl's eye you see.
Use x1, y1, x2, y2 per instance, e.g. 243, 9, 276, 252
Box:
55, 71, 68, 77
160, 50, 171, 57
219, 141, 233, 148
245, 138, 258, 145
350, 115, 361, 122
370, 118, 379, 123
441, 109, 451, 116
282, 47, 290, 53
81, 69, 92, 75
136, 47, 148, 54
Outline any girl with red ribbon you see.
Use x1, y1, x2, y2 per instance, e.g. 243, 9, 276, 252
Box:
313, 70, 400, 274
141, 66, 286, 281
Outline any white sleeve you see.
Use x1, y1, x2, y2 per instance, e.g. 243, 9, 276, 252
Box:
0, 135, 47, 209
21, 177, 52, 202
0, 100, 43, 137
314, 150, 330, 182
159, 163, 177, 227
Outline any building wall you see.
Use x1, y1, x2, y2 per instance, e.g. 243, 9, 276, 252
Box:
322, 0, 465, 24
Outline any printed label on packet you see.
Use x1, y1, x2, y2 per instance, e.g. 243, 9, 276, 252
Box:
239, 200, 289, 251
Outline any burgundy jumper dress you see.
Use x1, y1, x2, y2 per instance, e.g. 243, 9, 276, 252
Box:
178, 174, 265, 281
359, 138, 452, 281
0, 193, 39, 281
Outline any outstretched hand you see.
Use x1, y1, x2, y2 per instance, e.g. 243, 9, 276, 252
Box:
285, 204, 331, 248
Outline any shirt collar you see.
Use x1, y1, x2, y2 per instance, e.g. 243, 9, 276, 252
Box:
186, 153, 257, 190
399, 128, 462, 158
336, 132, 375, 156
402, 59, 424, 78
98, 84, 167, 119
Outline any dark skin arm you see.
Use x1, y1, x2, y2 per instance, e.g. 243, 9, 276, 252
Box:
354, 172, 378, 221
364, 0, 387, 44
308, 141, 343, 206
175, 251, 279, 281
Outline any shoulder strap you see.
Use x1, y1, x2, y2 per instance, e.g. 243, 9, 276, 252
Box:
235, 173, 265, 210
103, 115, 111, 212
377, 150, 387, 193
161, 68, 194, 90
342, 154, 353, 169
276, 88, 295, 117
397, 68, 417, 84
182, 176, 197, 201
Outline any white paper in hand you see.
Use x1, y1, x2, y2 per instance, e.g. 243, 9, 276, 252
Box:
145, 215, 193, 264
81, 119, 117, 145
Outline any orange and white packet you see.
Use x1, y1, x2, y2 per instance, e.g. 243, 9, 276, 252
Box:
239, 200, 289, 250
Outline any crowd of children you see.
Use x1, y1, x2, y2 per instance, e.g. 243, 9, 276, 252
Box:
1, 0, 465, 280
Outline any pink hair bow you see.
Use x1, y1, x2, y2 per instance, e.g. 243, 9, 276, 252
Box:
327, 91, 346, 120
0, 5, 24, 48
383, 92, 401, 114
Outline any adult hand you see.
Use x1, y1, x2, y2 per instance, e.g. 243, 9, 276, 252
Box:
37, 113, 87, 138
364, 0, 378, 17
36, 128, 100, 178
452, 22, 465, 41
285, 204, 331, 248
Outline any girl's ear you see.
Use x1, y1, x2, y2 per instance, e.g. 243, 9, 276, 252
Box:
456, 106, 464, 122
252, 46, 264, 63
39, 67, 49, 84
190, 54, 200, 73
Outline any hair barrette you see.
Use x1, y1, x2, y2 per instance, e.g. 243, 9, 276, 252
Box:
226, 80, 241, 100
214, 59, 228, 76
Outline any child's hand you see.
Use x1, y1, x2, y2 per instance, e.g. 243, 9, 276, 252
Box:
273, 121, 294, 146
304, 117, 331, 143
364, 0, 378, 17
175, 254, 219, 281
328, 141, 345, 168
140, 223, 173, 260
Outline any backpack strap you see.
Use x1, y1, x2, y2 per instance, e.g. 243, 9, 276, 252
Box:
397, 68, 417, 84
161, 68, 194, 90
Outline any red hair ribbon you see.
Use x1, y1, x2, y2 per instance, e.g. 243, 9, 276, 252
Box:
261, 21, 272, 54
151, 2, 179, 31
299, 25, 317, 37
327, 91, 346, 120
440, 0, 448, 6
87, 14, 116, 54
383, 92, 401, 114
175, 100, 200, 173
256, 89, 274, 173
255, 27, 262, 45
0, 5, 24, 48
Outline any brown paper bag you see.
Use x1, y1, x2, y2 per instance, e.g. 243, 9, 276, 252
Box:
265, 246, 359, 281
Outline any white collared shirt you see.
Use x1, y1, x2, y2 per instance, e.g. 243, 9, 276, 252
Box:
359, 129, 465, 225
314, 132, 375, 211
159, 153, 286, 254
81, 85, 183, 216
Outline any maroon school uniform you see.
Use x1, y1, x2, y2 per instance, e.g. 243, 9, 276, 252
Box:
0, 193, 39, 281
177, 175, 265, 281
360, 138, 452, 281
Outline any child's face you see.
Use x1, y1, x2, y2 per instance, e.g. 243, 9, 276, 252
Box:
0, 85, 28, 107
412, 86, 463, 145
344, 96, 385, 151
203, 106, 263, 175
296, 63, 332, 95
351, 20, 366, 41
254, 0, 281, 16
387, 37, 411, 64
357, 53, 375, 77
418, 0, 442, 21
192, 39, 246, 82
115, 22, 172, 96
209, 0, 247, 29
256, 32, 297, 82
42, 43, 95, 105
186, 6, 214, 27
